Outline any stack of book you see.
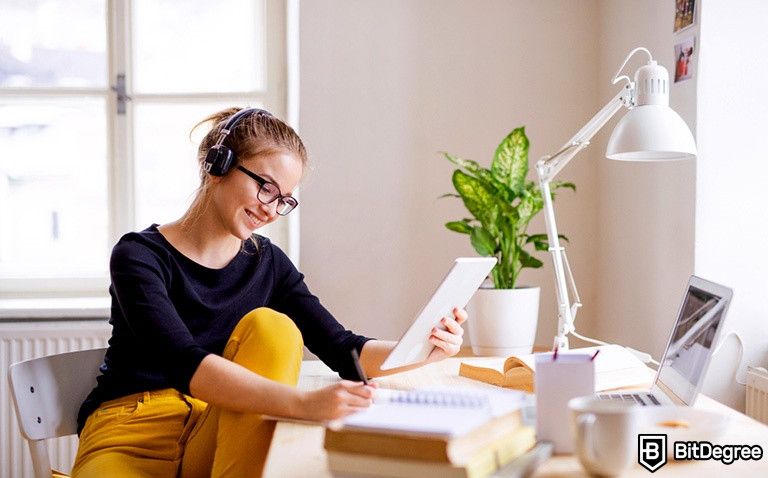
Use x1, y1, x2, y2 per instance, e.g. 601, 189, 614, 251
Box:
324, 388, 536, 478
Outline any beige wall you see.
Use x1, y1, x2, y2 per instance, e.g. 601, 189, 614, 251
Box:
298, 0, 601, 344
297, 0, 761, 410
593, 0, 696, 359
594, 0, 768, 411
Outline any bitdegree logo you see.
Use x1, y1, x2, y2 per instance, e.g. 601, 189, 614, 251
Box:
638, 434, 764, 472
674, 441, 764, 464
638, 435, 667, 472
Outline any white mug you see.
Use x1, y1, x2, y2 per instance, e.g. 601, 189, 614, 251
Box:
568, 396, 640, 476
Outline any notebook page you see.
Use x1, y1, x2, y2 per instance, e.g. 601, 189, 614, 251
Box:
342, 387, 525, 437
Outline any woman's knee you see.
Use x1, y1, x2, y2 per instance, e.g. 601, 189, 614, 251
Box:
234, 307, 303, 349
223, 308, 304, 384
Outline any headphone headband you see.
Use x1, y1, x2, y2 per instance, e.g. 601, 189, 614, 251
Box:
212, 108, 273, 148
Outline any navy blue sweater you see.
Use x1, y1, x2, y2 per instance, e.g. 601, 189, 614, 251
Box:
77, 225, 371, 433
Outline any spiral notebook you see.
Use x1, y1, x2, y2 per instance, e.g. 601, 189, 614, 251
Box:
340, 387, 526, 438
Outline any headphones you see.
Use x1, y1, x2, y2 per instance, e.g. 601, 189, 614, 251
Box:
202, 108, 273, 176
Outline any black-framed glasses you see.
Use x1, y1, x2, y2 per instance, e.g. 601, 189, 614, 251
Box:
236, 165, 299, 216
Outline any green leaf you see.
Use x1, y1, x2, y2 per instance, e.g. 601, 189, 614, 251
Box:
517, 189, 543, 228
452, 170, 499, 233
491, 127, 529, 194
445, 221, 473, 234
548, 181, 577, 200
552, 181, 576, 192
525, 233, 569, 251
519, 250, 544, 268
524, 233, 548, 243
438, 193, 461, 199
470, 227, 497, 256
443, 152, 513, 203
442, 153, 484, 176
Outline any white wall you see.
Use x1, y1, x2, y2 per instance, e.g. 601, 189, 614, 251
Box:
593, 0, 697, 360
299, 0, 601, 344
695, 0, 768, 410
297, 0, 766, 410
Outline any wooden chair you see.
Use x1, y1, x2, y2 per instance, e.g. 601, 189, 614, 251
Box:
8, 348, 107, 478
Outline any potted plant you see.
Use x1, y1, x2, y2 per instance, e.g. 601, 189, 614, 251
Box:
442, 127, 574, 355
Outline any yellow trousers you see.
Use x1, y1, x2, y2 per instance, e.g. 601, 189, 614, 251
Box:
71, 308, 304, 478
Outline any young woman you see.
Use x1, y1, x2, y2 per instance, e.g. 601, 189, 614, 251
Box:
72, 107, 469, 477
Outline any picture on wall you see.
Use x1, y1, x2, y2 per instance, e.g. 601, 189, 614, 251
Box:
674, 0, 696, 32
674, 37, 696, 83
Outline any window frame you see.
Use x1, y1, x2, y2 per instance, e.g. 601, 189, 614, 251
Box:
0, 0, 297, 299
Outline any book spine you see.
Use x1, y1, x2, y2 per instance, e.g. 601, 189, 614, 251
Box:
327, 452, 470, 478
324, 412, 522, 463
326, 449, 498, 478
324, 430, 450, 461
325, 429, 535, 478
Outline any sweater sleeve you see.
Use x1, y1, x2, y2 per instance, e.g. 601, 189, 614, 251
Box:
266, 242, 373, 380
109, 238, 211, 393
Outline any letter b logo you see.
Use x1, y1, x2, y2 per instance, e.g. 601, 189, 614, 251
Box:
639, 434, 667, 472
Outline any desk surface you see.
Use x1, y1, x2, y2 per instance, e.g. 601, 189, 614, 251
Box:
263, 357, 768, 477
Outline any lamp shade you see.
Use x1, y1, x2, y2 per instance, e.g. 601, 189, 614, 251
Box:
606, 104, 697, 161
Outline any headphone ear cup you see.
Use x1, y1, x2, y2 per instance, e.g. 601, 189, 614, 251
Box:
204, 146, 235, 176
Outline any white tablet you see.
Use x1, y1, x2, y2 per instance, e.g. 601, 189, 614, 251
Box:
380, 257, 497, 370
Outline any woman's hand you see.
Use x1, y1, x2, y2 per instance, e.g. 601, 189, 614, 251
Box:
426, 307, 468, 362
298, 381, 377, 421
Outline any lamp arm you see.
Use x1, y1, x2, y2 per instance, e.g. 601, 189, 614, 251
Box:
536, 83, 633, 350
537, 85, 632, 182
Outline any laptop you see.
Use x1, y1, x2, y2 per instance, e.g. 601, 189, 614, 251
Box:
598, 275, 733, 406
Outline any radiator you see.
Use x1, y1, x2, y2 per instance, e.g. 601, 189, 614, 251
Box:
746, 366, 768, 425
1, 320, 111, 478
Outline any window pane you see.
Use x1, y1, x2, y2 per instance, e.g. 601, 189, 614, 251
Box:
0, 0, 107, 88
0, 98, 109, 278
133, 102, 287, 247
134, 102, 217, 228
132, 0, 266, 94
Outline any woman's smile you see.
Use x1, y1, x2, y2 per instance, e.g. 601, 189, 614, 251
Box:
244, 207, 268, 229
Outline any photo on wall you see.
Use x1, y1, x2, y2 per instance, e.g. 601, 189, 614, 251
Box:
674, 36, 696, 83
674, 0, 696, 33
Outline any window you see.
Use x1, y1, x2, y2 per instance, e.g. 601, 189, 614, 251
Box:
0, 0, 293, 298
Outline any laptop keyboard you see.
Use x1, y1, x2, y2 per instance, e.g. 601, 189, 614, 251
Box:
597, 392, 661, 406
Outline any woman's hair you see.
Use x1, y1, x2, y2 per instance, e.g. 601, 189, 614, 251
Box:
183, 107, 307, 229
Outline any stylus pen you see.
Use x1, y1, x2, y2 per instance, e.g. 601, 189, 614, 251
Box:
350, 348, 369, 385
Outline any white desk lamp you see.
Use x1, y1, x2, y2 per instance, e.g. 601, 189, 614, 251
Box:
536, 47, 697, 351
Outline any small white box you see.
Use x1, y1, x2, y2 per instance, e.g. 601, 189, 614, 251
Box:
535, 352, 595, 453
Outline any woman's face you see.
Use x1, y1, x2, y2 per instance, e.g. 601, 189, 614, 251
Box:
211, 150, 303, 240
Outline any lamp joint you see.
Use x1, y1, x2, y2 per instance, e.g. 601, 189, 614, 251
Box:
620, 83, 635, 108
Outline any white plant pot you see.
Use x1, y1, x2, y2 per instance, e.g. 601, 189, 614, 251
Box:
467, 286, 540, 356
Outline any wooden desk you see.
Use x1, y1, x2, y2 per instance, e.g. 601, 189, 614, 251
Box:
262, 358, 768, 477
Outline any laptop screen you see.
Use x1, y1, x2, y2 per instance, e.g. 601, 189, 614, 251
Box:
656, 283, 729, 404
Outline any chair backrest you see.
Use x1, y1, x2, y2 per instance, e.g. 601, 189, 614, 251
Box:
8, 348, 107, 441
